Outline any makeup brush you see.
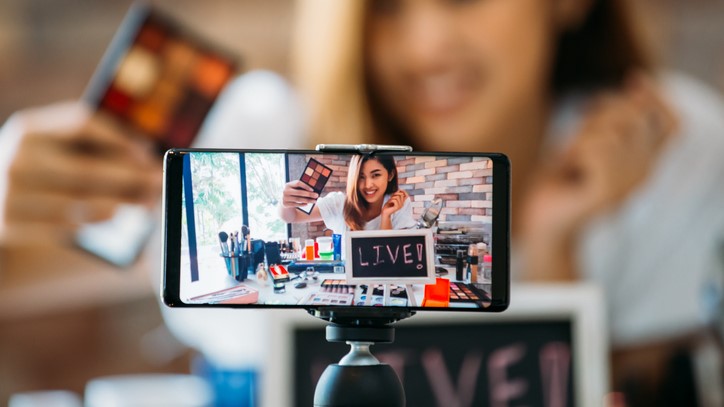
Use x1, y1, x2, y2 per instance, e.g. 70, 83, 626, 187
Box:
241, 225, 250, 252
218, 231, 229, 256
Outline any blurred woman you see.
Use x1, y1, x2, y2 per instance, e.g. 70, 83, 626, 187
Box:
292, 0, 724, 404
279, 153, 415, 234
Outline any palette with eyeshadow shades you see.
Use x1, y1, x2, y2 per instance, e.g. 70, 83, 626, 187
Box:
449, 282, 490, 306
297, 158, 333, 214
84, 3, 238, 153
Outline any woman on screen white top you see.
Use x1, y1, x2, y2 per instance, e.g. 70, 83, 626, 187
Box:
279, 154, 416, 234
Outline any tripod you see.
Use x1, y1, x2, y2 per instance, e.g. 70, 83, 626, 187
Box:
309, 308, 413, 407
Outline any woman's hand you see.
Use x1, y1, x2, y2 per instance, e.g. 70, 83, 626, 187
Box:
0, 101, 161, 246
280, 180, 319, 208
380, 190, 409, 229
278, 180, 321, 223
519, 73, 678, 280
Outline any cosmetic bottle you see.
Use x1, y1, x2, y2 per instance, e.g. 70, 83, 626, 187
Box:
456, 250, 465, 281
483, 254, 493, 281
467, 244, 479, 284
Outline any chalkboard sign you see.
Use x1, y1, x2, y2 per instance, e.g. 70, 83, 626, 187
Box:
344, 229, 436, 285
293, 321, 574, 407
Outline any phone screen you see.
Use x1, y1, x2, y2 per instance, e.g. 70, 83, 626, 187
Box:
162, 149, 510, 312
75, 4, 238, 267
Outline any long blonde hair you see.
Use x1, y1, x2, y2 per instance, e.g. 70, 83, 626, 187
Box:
291, 1, 376, 146
291, 0, 656, 146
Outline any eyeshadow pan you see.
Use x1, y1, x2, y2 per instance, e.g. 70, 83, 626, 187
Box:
312, 172, 320, 180
301, 174, 311, 184
305, 167, 314, 176
130, 99, 168, 136
136, 24, 165, 52
101, 86, 133, 115
114, 46, 161, 98
164, 40, 197, 80
193, 55, 233, 97
322, 168, 331, 177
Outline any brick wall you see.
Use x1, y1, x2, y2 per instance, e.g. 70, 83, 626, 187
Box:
289, 154, 493, 240
396, 155, 493, 224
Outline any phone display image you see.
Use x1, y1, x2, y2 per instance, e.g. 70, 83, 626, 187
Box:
163, 149, 510, 312
84, 3, 238, 153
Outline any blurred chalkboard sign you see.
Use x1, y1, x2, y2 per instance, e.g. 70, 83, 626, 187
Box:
262, 284, 608, 407
293, 320, 574, 407
344, 229, 435, 284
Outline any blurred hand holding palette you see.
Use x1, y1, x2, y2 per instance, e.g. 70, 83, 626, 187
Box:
84, 3, 238, 153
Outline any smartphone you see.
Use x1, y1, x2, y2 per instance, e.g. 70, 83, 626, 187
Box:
76, 4, 239, 267
162, 148, 510, 312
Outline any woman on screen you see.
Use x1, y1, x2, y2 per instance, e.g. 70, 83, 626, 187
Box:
279, 154, 416, 235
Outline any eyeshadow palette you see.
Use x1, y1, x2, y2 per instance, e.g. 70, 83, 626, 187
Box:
449, 281, 490, 306
84, 3, 238, 153
300, 292, 354, 306
320, 279, 355, 294
297, 158, 333, 214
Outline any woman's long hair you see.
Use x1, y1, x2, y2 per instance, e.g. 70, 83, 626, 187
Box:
343, 154, 399, 231
292, 0, 656, 146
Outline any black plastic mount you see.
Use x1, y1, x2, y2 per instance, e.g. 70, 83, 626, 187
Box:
307, 308, 413, 407
306, 306, 415, 328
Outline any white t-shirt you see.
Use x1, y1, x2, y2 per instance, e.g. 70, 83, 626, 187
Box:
316, 191, 417, 237
546, 73, 724, 346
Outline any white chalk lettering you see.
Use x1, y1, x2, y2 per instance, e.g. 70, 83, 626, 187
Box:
403, 244, 413, 264
358, 247, 369, 266
387, 245, 400, 264
489, 343, 528, 407
421, 348, 482, 407
373, 245, 384, 265
540, 342, 570, 407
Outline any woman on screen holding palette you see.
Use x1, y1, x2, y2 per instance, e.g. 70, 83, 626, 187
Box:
279, 154, 416, 235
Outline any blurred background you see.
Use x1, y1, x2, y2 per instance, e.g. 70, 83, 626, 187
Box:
1, 0, 723, 405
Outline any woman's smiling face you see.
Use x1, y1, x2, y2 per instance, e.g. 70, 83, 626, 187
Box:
357, 158, 392, 205
365, 0, 561, 150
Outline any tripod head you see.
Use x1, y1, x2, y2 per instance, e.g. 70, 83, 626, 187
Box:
308, 308, 414, 407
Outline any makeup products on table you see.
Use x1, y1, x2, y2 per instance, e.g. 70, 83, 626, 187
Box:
189, 284, 259, 304
268, 264, 290, 283
468, 244, 479, 284
456, 250, 465, 281
316, 236, 333, 260
84, 3, 238, 153
219, 228, 250, 281
300, 292, 353, 306
422, 278, 450, 307
321, 279, 355, 294
304, 239, 315, 260
296, 158, 333, 214
448, 282, 490, 307
482, 254, 493, 281
332, 234, 342, 260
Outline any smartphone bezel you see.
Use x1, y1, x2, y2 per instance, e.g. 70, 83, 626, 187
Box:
162, 148, 510, 312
